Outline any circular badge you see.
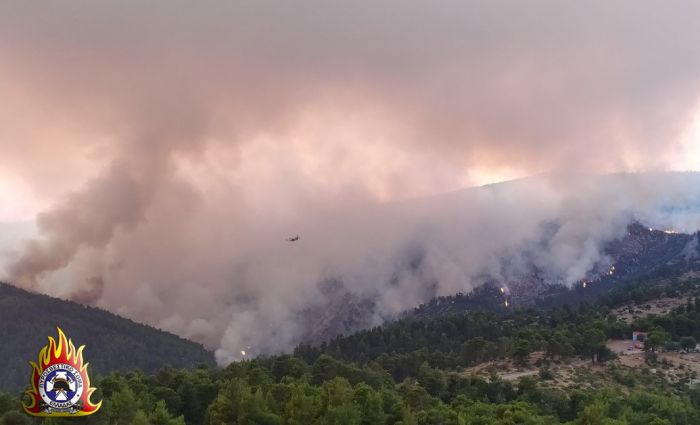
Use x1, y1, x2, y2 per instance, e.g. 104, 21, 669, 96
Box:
38, 363, 84, 410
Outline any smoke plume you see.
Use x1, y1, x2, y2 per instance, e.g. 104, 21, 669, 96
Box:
1, 1, 700, 363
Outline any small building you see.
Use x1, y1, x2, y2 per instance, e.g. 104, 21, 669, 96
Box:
632, 331, 647, 342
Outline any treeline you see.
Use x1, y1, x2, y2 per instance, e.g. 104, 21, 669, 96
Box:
2, 358, 700, 424
294, 303, 630, 381
629, 297, 700, 351
1, 277, 700, 423
292, 277, 700, 381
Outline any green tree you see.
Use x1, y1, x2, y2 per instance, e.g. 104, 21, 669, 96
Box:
132, 410, 150, 425
581, 328, 606, 362
512, 339, 531, 366
461, 337, 488, 365
416, 403, 459, 425
238, 389, 281, 425
645, 330, 670, 352
150, 400, 186, 425
312, 355, 339, 385
398, 380, 437, 412
353, 384, 385, 425
680, 336, 697, 351
104, 386, 138, 425
271, 355, 309, 381
177, 370, 218, 425
417, 362, 446, 398
320, 378, 360, 425
546, 332, 574, 360
207, 379, 247, 425
284, 383, 321, 425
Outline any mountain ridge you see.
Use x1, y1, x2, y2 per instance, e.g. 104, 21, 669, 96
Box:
301, 221, 700, 341
0, 282, 215, 392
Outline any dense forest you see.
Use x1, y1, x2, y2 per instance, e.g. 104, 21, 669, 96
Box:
2, 275, 700, 424
0, 283, 215, 392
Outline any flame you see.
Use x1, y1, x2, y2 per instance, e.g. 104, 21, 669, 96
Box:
23, 328, 101, 417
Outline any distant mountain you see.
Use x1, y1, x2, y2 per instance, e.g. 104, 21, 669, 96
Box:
503, 222, 700, 306
0, 283, 215, 392
407, 222, 700, 319
294, 173, 700, 345
294, 220, 700, 341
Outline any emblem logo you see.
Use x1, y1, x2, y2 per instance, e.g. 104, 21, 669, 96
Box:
23, 328, 101, 417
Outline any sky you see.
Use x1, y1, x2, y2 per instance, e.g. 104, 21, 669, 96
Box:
1, 1, 700, 362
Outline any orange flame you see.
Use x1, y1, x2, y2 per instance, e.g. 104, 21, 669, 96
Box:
23, 327, 101, 417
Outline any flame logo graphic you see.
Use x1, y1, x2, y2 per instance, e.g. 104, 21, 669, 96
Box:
23, 328, 102, 417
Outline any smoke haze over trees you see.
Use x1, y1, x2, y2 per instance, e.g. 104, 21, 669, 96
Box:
1, 1, 700, 363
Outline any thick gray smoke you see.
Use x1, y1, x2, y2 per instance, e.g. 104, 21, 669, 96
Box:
7, 172, 700, 364
1, 1, 700, 363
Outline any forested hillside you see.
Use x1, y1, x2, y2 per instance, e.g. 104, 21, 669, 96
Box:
0, 283, 215, 392
2, 275, 700, 423
294, 274, 700, 377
